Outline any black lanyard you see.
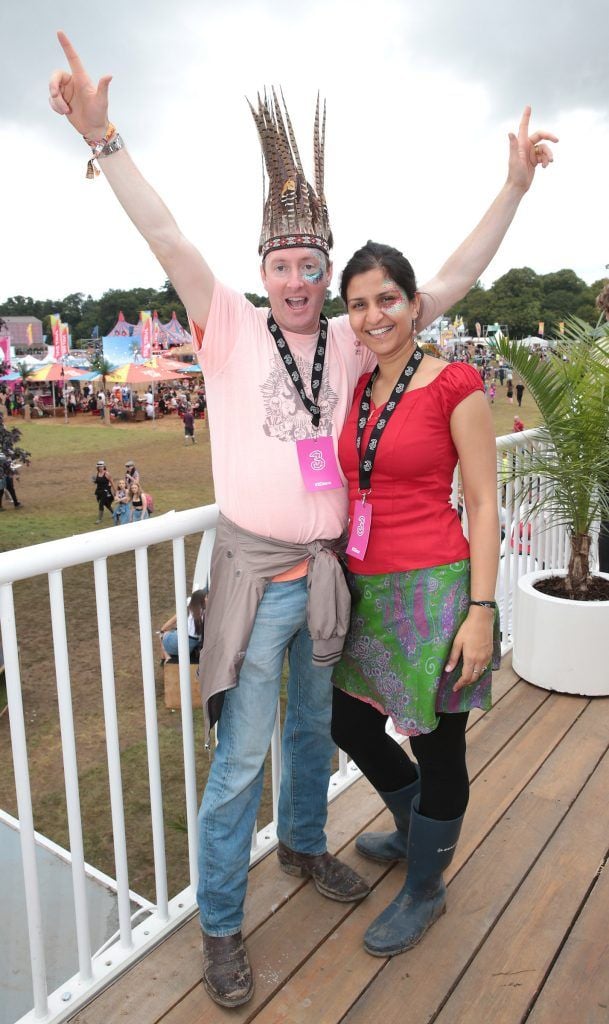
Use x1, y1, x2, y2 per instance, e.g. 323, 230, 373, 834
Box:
356, 346, 423, 492
267, 312, 328, 429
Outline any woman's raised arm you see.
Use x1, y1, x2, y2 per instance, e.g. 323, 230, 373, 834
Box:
417, 106, 558, 330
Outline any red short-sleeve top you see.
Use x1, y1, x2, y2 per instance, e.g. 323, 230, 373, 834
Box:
338, 360, 484, 574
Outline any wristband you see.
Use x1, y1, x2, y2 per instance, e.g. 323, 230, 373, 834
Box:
469, 600, 497, 610
84, 122, 121, 179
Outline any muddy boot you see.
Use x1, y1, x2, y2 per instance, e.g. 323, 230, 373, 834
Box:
364, 798, 463, 957
356, 772, 420, 863
277, 841, 370, 902
201, 930, 254, 1008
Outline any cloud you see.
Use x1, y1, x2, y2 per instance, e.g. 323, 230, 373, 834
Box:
408, 0, 609, 119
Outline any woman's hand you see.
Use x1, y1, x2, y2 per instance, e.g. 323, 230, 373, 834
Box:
444, 607, 494, 692
49, 31, 111, 140
507, 106, 558, 194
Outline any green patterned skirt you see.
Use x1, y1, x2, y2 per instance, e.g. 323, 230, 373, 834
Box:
333, 560, 499, 737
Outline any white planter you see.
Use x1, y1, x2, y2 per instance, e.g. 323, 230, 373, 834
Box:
513, 570, 609, 696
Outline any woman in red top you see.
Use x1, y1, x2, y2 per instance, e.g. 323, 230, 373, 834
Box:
331, 241, 500, 959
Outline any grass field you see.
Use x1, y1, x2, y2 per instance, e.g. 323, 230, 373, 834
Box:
0, 385, 542, 900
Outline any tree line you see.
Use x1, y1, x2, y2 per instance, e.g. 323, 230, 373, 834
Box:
1, 268, 606, 343
444, 267, 606, 338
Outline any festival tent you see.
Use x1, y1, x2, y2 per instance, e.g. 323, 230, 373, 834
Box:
519, 336, 550, 348
107, 311, 133, 337
154, 356, 201, 374
27, 364, 90, 414
105, 362, 183, 384
28, 365, 89, 383
161, 311, 192, 347
106, 310, 192, 350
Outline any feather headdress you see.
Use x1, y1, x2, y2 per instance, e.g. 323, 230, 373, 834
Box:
248, 88, 333, 259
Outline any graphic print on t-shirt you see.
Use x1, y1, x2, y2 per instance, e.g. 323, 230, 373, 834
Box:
260, 350, 338, 442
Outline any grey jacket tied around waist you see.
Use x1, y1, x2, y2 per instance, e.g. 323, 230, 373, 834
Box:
199, 512, 351, 739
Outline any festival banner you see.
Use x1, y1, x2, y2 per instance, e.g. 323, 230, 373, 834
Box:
60, 323, 70, 358
475, 322, 482, 338
140, 310, 152, 359
0, 336, 10, 371
152, 311, 161, 352
538, 321, 545, 336
559, 321, 565, 334
50, 314, 62, 359
26, 323, 33, 345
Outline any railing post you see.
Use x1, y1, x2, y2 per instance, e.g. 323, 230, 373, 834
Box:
0, 583, 49, 1020
93, 558, 133, 950
48, 570, 93, 982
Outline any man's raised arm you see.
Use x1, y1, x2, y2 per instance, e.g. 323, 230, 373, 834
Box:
417, 107, 558, 331
49, 31, 214, 329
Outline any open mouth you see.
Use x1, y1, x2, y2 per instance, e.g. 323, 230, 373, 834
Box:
285, 297, 308, 310
367, 325, 393, 337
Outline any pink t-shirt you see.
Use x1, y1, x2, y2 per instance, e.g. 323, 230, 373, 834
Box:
190, 280, 375, 543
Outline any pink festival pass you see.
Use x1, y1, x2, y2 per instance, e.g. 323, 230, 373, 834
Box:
346, 499, 372, 560
296, 436, 343, 492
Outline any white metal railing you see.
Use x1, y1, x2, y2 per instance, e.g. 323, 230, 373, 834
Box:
0, 429, 582, 1024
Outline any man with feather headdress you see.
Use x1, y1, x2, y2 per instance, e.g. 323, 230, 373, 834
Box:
49, 32, 557, 1007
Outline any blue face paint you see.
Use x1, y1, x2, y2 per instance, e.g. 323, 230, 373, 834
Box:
303, 266, 324, 284
302, 254, 325, 284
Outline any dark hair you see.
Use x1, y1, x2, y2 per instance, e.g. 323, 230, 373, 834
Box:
189, 588, 208, 636
340, 241, 417, 305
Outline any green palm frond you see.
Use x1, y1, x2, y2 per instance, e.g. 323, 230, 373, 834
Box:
492, 316, 609, 591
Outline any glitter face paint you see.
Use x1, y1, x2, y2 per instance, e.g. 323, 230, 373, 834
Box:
302, 254, 325, 284
382, 278, 409, 315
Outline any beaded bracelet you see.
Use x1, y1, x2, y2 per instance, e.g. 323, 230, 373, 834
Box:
469, 600, 497, 610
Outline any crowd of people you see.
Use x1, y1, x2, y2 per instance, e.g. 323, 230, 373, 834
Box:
0, 380, 206, 421
92, 458, 152, 524
50, 30, 557, 1011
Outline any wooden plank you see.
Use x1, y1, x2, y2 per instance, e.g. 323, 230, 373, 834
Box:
434, 751, 609, 1022
465, 676, 550, 779
454, 691, 588, 871
68, 668, 568, 1024
67, 774, 386, 1024
165, 691, 591, 1024
527, 861, 609, 1024
339, 697, 609, 1024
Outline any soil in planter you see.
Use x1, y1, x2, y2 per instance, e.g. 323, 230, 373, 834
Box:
534, 576, 609, 601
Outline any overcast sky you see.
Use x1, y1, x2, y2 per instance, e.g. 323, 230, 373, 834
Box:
1, 0, 608, 307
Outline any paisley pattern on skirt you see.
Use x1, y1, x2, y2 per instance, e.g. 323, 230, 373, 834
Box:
333, 560, 499, 737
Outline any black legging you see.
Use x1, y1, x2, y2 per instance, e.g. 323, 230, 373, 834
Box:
96, 490, 114, 514
331, 686, 469, 821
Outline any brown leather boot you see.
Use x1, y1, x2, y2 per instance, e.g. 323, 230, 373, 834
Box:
201, 930, 254, 1008
277, 841, 370, 902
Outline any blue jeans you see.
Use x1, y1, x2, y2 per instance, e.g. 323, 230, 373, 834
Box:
197, 577, 335, 936
161, 631, 199, 657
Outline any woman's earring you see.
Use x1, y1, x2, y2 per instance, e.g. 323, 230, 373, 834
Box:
412, 317, 418, 338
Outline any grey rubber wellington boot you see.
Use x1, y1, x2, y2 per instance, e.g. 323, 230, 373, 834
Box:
355, 772, 420, 863
364, 797, 464, 957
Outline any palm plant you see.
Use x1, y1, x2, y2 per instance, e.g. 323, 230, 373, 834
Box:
493, 317, 609, 598
15, 361, 35, 387
91, 354, 114, 393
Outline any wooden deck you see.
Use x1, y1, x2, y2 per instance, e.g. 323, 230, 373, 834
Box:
71, 656, 609, 1024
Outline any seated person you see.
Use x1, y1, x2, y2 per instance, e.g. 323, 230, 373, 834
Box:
159, 588, 207, 663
